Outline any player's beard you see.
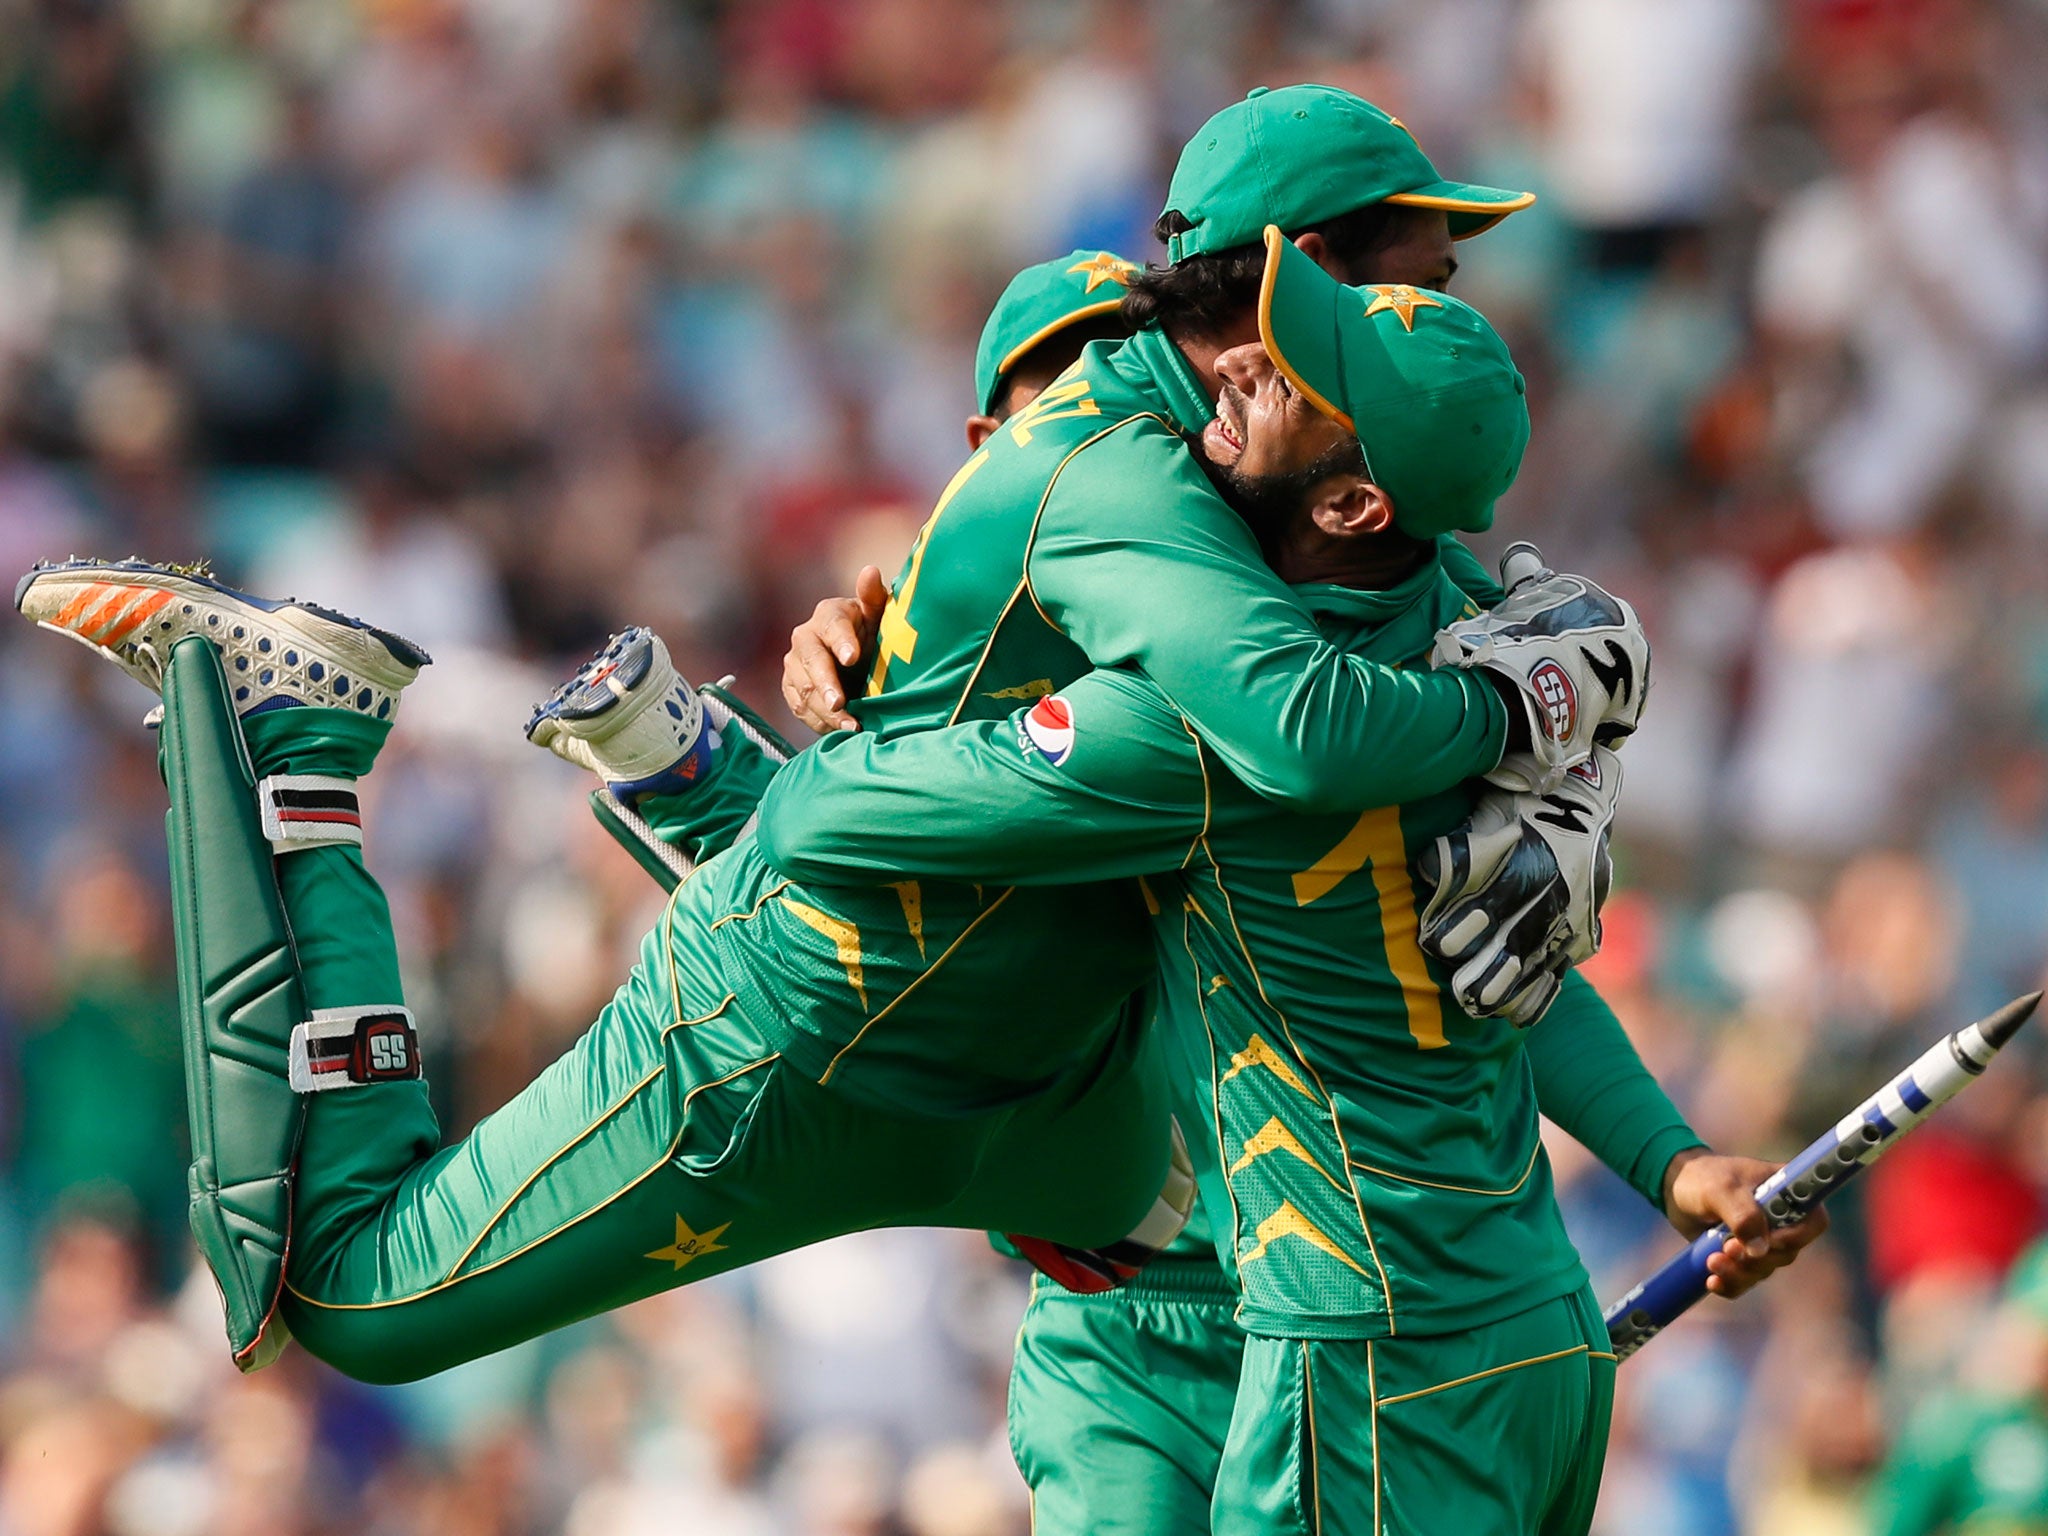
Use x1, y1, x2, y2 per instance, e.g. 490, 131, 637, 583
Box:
1184, 429, 1369, 561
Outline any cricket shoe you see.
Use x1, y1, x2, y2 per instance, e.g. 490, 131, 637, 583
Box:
526, 626, 715, 800
1005, 1118, 1198, 1295
15, 558, 431, 719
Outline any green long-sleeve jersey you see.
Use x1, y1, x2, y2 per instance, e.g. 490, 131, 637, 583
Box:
755, 548, 1702, 1339
661, 325, 1515, 1115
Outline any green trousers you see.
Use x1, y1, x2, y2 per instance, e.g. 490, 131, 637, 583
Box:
1213, 1284, 1614, 1536
1009, 1259, 1244, 1535
235, 714, 1170, 1384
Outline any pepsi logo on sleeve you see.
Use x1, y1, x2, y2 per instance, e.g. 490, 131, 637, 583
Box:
1019, 694, 1076, 765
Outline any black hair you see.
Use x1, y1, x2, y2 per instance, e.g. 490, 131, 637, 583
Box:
1120, 202, 1435, 339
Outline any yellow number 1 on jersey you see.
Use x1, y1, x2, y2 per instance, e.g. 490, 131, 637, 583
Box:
868, 449, 990, 697
1291, 808, 1448, 1050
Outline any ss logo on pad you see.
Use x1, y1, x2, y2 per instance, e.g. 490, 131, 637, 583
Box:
353, 1016, 417, 1082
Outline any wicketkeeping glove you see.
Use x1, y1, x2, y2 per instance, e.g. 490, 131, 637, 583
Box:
1414, 746, 1621, 1027
1431, 555, 1648, 794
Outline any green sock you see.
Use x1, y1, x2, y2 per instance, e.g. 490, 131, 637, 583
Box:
238, 708, 403, 1011
236, 706, 441, 1272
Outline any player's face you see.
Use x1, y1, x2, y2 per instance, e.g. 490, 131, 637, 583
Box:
1333, 209, 1457, 292
1202, 343, 1353, 481
1366, 210, 1457, 291
1197, 344, 1368, 551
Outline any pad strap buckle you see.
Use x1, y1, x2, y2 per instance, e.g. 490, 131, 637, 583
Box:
288, 1006, 422, 1093
257, 773, 363, 850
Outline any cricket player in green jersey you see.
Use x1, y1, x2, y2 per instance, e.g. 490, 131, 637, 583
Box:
747, 233, 1830, 1535
770, 83, 1575, 1536
12, 126, 1621, 1384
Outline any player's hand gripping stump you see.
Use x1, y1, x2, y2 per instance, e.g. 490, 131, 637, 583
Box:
1606, 991, 2041, 1360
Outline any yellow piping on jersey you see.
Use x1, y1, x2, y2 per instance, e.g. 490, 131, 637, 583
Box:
1178, 715, 1212, 873
949, 580, 1034, 726
818, 887, 1017, 1085
708, 880, 794, 931
1017, 412, 1185, 634
1182, 906, 1244, 1279
290, 1040, 774, 1311
944, 413, 1162, 726
659, 876, 692, 1025
1349, 1138, 1542, 1199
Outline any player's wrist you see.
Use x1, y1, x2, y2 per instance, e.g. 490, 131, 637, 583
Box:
1658, 1145, 1710, 1222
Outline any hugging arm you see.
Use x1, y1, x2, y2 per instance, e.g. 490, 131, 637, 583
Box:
756, 668, 1210, 888
1023, 440, 1509, 815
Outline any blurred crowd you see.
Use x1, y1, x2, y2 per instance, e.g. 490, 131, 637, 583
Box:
5, 0, 2048, 1532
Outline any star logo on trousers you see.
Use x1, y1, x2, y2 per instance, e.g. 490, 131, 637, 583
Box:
647, 1213, 732, 1270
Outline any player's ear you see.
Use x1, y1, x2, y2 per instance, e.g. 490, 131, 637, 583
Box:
1292, 230, 1340, 279
965, 414, 1000, 449
1309, 478, 1394, 538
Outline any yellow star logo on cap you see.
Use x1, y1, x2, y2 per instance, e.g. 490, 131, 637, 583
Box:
646, 1213, 731, 1271
1363, 285, 1443, 333
1068, 253, 1136, 293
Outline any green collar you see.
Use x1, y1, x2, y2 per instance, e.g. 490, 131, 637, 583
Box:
1109, 326, 1215, 436
1291, 549, 1456, 659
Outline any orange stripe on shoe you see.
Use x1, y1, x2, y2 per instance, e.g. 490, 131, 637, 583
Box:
51, 582, 116, 628
80, 586, 149, 642
76, 586, 150, 640
98, 589, 174, 646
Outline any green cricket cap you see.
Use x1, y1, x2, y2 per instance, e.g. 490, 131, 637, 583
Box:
1257, 225, 1528, 539
973, 250, 1137, 415
1163, 85, 1534, 262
